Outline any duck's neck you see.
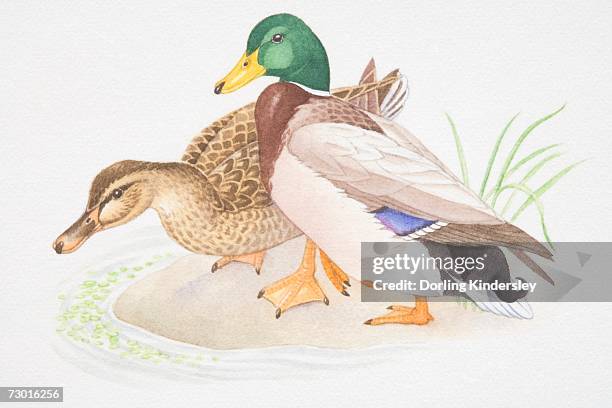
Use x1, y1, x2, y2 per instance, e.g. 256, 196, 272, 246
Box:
147, 163, 217, 216
276, 40, 330, 92
279, 56, 330, 92
140, 162, 225, 253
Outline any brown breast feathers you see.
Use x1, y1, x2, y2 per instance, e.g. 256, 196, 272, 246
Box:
255, 83, 311, 190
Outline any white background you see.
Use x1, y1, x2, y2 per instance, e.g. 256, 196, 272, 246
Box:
2, 1, 612, 406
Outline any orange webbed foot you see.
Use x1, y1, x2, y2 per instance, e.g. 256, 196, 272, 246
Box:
211, 250, 265, 275
319, 249, 350, 296
364, 297, 434, 326
258, 239, 329, 318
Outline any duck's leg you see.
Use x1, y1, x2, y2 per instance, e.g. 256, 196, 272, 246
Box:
211, 250, 265, 275
258, 239, 329, 318
364, 297, 434, 326
319, 249, 351, 296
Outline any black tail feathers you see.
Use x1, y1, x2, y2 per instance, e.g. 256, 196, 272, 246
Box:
423, 242, 529, 303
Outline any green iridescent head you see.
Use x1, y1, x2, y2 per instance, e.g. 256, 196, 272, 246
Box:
215, 13, 330, 94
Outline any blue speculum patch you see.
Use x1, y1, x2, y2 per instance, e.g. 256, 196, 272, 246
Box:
373, 207, 436, 236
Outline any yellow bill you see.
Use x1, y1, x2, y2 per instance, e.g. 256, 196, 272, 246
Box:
214, 49, 266, 94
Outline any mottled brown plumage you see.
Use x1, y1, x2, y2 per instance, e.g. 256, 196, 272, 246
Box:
86, 160, 298, 255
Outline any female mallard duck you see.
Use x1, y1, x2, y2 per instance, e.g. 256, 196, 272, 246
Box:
53, 59, 408, 316
215, 13, 554, 324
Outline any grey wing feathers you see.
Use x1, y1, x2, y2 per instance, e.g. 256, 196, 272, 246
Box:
288, 118, 552, 260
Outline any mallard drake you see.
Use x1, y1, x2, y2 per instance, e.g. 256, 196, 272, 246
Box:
53, 59, 408, 312
215, 13, 554, 324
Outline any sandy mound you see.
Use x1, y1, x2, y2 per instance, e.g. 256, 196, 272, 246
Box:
113, 237, 529, 349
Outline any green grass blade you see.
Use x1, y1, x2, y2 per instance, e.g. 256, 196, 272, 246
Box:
479, 113, 519, 197
505, 143, 562, 180
484, 145, 559, 204
511, 160, 585, 222
500, 152, 563, 216
445, 113, 469, 187
490, 105, 566, 207
521, 153, 563, 181
498, 183, 553, 244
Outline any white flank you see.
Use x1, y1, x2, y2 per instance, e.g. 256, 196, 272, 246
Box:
270, 148, 410, 274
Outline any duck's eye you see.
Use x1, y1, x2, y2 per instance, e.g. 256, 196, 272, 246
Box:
112, 189, 123, 199
271, 33, 283, 44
